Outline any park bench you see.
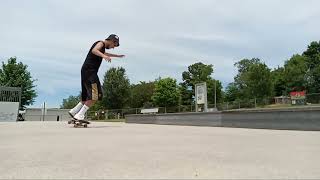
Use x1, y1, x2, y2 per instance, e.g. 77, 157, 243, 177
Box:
140, 108, 159, 114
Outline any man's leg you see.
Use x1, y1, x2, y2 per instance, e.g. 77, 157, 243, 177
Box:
74, 101, 97, 120
68, 80, 87, 118
74, 83, 100, 120
84, 100, 96, 107
68, 102, 83, 118
74, 73, 102, 120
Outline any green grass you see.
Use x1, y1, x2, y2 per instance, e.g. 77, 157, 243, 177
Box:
263, 104, 293, 108
255, 103, 320, 110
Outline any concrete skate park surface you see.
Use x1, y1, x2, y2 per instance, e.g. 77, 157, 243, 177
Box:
0, 121, 319, 179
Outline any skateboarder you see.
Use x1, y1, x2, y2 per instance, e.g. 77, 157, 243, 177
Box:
69, 34, 125, 120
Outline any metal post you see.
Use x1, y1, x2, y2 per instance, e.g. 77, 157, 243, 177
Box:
255, 98, 257, 108
43, 102, 46, 121
178, 95, 181, 112
18, 87, 22, 110
195, 85, 198, 112
204, 86, 208, 112
214, 80, 217, 109
122, 109, 124, 119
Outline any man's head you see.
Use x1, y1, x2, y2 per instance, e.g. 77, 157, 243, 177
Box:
106, 34, 120, 48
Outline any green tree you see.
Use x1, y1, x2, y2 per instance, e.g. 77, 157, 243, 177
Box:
234, 58, 260, 98
89, 101, 105, 111
271, 66, 286, 96
0, 57, 37, 109
302, 41, 320, 93
60, 94, 80, 109
129, 81, 155, 108
182, 62, 213, 89
283, 55, 308, 93
60, 92, 103, 111
234, 58, 273, 99
206, 79, 223, 104
181, 62, 223, 104
246, 63, 273, 98
152, 77, 180, 107
224, 83, 239, 102
303, 41, 320, 69
102, 67, 130, 109
178, 82, 193, 105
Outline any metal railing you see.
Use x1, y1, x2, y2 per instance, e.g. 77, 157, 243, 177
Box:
0, 86, 21, 103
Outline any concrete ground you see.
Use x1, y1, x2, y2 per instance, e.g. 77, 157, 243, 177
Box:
0, 121, 319, 179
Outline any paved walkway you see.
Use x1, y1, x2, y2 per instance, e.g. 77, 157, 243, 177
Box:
0, 121, 319, 179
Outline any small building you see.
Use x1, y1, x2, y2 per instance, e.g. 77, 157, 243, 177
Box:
24, 108, 70, 121
290, 91, 306, 105
274, 96, 291, 104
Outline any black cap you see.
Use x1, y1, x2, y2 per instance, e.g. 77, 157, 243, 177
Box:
106, 34, 120, 47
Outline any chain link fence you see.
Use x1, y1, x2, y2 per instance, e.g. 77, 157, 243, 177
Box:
84, 93, 320, 120
12, 93, 320, 121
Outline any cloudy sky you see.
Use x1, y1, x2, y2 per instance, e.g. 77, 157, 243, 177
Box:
1, 0, 319, 108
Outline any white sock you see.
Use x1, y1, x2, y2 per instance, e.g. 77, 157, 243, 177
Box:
70, 102, 83, 115
77, 104, 89, 116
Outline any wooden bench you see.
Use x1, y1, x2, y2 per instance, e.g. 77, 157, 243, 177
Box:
141, 108, 159, 114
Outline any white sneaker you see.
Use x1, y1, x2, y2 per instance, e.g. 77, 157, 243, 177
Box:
69, 102, 84, 118
68, 111, 76, 118
74, 113, 85, 120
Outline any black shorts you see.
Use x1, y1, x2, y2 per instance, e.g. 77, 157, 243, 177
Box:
81, 70, 103, 101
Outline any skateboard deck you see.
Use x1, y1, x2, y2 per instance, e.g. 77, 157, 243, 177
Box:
70, 119, 90, 128
67, 112, 77, 124
73, 120, 90, 128
68, 112, 90, 128
68, 118, 90, 128
68, 119, 90, 124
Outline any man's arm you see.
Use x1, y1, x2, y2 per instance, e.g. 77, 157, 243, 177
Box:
104, 52, 125, 58
92, 42, 111, 61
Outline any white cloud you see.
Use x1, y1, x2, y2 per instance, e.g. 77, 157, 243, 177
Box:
1, 0, 320, 107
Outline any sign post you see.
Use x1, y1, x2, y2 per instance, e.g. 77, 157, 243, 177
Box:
195, 82, 208, 112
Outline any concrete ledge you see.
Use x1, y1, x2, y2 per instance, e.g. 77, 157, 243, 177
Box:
126, 111, 222, 127
222, 111, 320, 131
125, 114, 156, 124
125, 107, 320, 131
155, 112, 221, 126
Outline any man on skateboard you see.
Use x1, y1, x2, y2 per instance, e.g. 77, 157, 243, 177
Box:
69, 34, 125, 122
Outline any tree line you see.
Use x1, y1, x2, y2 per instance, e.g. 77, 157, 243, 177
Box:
61, 62, 224, 111
1, 41, 319, 110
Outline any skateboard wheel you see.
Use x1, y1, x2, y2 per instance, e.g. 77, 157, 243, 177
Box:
84, 124, 87, 128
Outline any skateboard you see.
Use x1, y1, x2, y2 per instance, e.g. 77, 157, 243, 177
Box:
68, 118, 77, 124
69, 119, 90, 128
68, 112, 90, 128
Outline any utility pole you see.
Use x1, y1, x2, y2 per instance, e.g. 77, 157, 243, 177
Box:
215, 80, 217, 108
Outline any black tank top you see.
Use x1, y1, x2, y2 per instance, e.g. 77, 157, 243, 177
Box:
81, 41, 106, 73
